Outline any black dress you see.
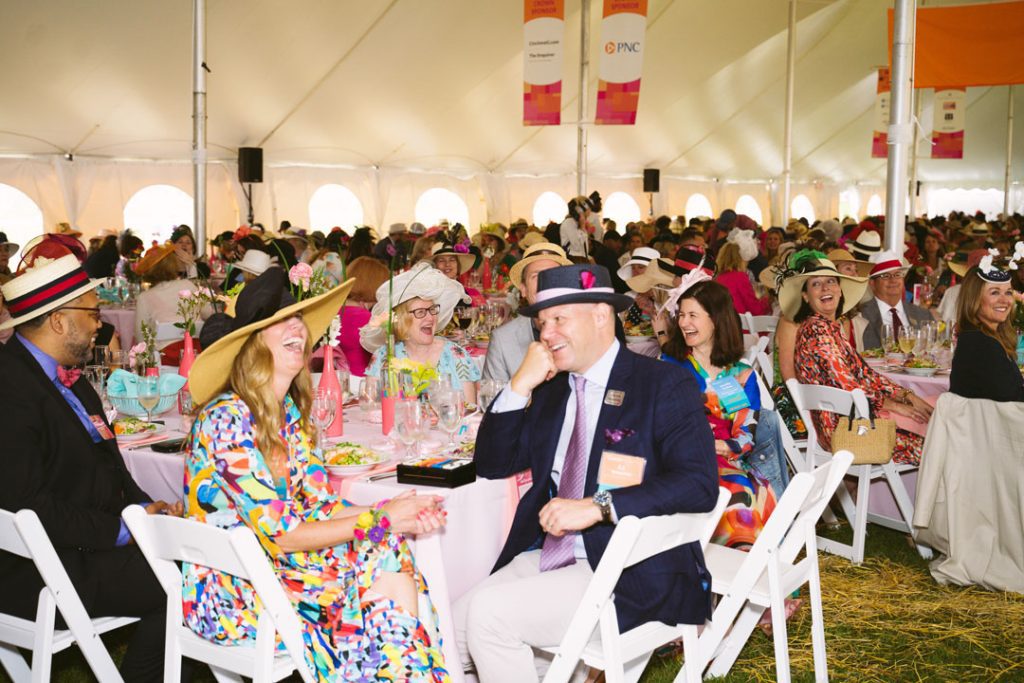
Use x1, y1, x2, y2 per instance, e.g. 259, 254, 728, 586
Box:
950, 328, 1024, 402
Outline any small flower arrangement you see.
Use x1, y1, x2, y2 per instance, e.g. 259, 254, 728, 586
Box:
288, 262, 332, 301
175, 286, 214, 336
129, 321, 158, 372
322, 314, 342, 348
390, 358, 439, 397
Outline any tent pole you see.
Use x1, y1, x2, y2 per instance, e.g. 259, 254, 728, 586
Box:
781, 0, 796, 225
884, 0, 916, 252
1005, 85, 1014, 217
576, 0, 590, 197
192, 0, 207, 255
908, 90, 921, 218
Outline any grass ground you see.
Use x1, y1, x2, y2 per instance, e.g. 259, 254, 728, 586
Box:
3, 521, 1022, 682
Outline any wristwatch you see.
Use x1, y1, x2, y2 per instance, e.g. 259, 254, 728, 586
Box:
593, 490, 613, 524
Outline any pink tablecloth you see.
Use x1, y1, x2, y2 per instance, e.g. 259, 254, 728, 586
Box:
100, 307, 136, 348
120, 409, 513, 683
880, 370, 949, 399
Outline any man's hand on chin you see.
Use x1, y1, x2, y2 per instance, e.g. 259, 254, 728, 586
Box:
539, 497, 602, 537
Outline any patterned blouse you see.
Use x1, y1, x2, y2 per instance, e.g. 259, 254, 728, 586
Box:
794, 313, 924, 465
183, 392, 449, 682
367, 339, 481, 388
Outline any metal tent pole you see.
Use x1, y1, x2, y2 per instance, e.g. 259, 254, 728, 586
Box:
576, 0, 590, 196
1005, 85, 1015, 217
908, 90, 921, 218
781, 0, 797, 225
192, 0, 207, 254
884, 0, 916, 252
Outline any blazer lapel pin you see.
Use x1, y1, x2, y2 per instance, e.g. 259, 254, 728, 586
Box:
604, 389, 625, 406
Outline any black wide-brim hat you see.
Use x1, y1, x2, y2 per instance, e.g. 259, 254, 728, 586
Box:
521, 264, 632, 317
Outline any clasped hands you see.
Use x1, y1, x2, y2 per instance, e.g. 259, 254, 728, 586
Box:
381, 490, 447, 536
884, 392, 933, 424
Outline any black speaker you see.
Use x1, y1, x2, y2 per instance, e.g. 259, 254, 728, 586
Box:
238, 147, 263, 184
643, 168, 660, 193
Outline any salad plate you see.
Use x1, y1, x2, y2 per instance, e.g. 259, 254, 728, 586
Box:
323, 442, 387, 476
114, 417, 166, 442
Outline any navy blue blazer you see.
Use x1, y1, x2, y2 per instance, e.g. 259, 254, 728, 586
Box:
474, 345, 719, 630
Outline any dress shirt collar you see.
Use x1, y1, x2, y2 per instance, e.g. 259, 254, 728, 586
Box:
570, 339, 620, 391
875, 297, 905, 318
16, 333, 60, 382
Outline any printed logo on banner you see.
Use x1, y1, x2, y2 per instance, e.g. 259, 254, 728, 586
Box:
931, 87, 966, 159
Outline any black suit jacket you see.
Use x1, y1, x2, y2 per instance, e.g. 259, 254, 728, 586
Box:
0, 337, 150, 572
474, 345, 719, 630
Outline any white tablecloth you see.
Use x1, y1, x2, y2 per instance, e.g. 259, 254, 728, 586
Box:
119, 408, 511, 682
100, 307, 137, 348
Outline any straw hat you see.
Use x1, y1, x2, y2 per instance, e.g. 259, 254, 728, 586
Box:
868, 250, 911, 278
776, 252, 867, 321
233, 249, 274, 276
54, 222, 82, 238
827, 248, 873, 277
0, 254, 99, 330
508, 241, 571, 291
359, 262, 468, 353
947, 249, 987, 278
189, 269, 355, 405
477, 224, 507, 251
0, 232, 19, 258
429, 240, 476, 274
134, 243, 178, 276
848, 231, 882, 260
616, 246, 660, 281
625, 257, 679, 294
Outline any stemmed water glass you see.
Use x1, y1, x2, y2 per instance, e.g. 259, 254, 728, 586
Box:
394, 399, 425, 459
311, 393, 337, 452
136, 375, 160, 424
358, 376, 381, 415
437, 390, 464, 447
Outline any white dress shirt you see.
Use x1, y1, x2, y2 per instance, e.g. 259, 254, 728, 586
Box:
875, 298, 910, 331
491, 339, 620, 559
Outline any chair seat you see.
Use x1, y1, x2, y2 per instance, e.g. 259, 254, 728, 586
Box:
542, 620, 692, 670
177, 627, 299, 681
0, 612, 137, 651
705, 545, 813, 607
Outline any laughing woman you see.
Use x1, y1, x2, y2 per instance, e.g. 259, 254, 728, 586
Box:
184, 269, 450, 682
362, 262, 479, 402
780, 251, 933, 465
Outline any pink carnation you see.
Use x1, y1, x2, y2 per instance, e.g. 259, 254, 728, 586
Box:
179, 289, 193, 299
289, 263, 314, 288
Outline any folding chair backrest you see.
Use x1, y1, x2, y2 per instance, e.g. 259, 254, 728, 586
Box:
619, 488, 730, 571
0, 509, 31, 559
785, 379, 869, 455
773, 451, 854, 563
122, 506, 313, 683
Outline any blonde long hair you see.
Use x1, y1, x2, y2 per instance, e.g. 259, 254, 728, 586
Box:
229, 330, 314, 459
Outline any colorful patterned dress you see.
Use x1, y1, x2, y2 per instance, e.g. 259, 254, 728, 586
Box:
183, 392, 449, 682
367, 339, 481, 388
794, 313, 924, 465
664, 355, 777, 549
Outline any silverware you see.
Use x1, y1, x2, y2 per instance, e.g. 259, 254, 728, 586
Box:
366, 471, 397, 482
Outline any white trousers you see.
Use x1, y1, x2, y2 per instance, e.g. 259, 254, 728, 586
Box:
453, 550, 593, 683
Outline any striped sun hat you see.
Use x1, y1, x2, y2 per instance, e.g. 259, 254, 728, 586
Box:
0, 254, 99, 331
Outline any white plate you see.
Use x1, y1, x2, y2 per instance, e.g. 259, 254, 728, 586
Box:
904, 367, 938, 377
324, 456, 389, 477
115, 422, 166, 442
625, 335, 655, 344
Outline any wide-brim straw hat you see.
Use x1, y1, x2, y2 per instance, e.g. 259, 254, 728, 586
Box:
429, 241, 476, 273
0, 232, 20, 258
135, 243, 178, 276
0, 254, 99, 330
477, 224, 507, 250
868, 250, 911, 278
616, 246, 661, 281
359, 262, 468, 353
625, 257, 678, 294
848, 230, 882, 260
777, 256, 867, 321
189, 272, 355, 405
517, 231, 548, 250
508, 241, 571, 290
947, 248, 988, 277
827, 248, 874, 277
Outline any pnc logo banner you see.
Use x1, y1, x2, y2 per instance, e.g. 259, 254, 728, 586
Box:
605, 41, 641, 54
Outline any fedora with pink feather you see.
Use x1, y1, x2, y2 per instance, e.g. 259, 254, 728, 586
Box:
520, 264, 632, 317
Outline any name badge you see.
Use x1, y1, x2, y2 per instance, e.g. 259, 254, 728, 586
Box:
597, 450, 646, 492
604, 389, 625, 406
89, 415, 115, 441
707, 375, 751, 415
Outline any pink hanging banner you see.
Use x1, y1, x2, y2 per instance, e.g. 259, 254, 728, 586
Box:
931, 87, 966, 159
595, 0, 648, 125
523, 0, 565, 126
871, 67, 891, 158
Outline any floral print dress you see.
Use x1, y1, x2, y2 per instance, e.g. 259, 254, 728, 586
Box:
367, 339, 481, 388
664, 355, 777, 549
794, 313, 924, 465
183, 393, 449, 682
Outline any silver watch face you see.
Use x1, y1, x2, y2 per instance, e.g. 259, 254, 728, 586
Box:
593, 490, 612, 506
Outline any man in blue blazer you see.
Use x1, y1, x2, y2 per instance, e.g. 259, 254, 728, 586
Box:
455, 264, 718, 682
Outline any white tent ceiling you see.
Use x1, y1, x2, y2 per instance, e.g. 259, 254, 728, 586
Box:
2, 0, 1020, 186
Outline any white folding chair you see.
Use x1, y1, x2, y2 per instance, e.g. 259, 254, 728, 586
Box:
541, 488, 731, 683
122, 506, 314, 683
700, 452, 854, 682
0, 509, 137, 683
740, 313, 778, 356
785, 379, 931, 564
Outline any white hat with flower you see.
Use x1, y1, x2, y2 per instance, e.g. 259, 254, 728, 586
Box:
358, 262, 468, 353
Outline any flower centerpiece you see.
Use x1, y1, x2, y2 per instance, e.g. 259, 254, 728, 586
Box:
389, 358, 440, 398
129, 321, 158, 375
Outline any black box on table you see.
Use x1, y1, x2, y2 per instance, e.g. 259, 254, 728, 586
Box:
396, 457, 476, 488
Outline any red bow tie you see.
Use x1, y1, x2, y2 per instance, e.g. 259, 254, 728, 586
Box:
57, 365, 82, 388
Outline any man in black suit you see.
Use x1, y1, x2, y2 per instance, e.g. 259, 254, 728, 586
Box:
455, 264, 718, 682
0, 254, 181, 682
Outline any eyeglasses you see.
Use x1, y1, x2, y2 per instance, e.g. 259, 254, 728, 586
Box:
874, 272, 904, 280
408, 305, 440, 319
58, 306, 103, 322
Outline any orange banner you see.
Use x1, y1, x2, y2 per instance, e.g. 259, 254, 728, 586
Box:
888, 2, 1024, 88
594, 0, 648, 125
871, 68, 890, 159
523, 0, 565, 126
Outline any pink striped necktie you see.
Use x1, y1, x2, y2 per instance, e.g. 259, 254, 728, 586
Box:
540, 374, 588, 572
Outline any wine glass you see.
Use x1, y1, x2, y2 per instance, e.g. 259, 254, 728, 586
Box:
881, 323, 895, 353
335, 368, 351, 403
456, 306, 473, 331
311, 393, 337, 452
358, 376, 381, 415
136, 375, 160, 424
478, 378, 501, 411
394, 399, 424, 458
897, 326, 918, 356
437, 390, 464, 446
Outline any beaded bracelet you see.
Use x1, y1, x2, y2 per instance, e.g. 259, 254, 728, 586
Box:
354, 499, 391, 544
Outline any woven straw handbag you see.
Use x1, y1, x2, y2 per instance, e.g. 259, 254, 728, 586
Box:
830, 405, 896, 465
